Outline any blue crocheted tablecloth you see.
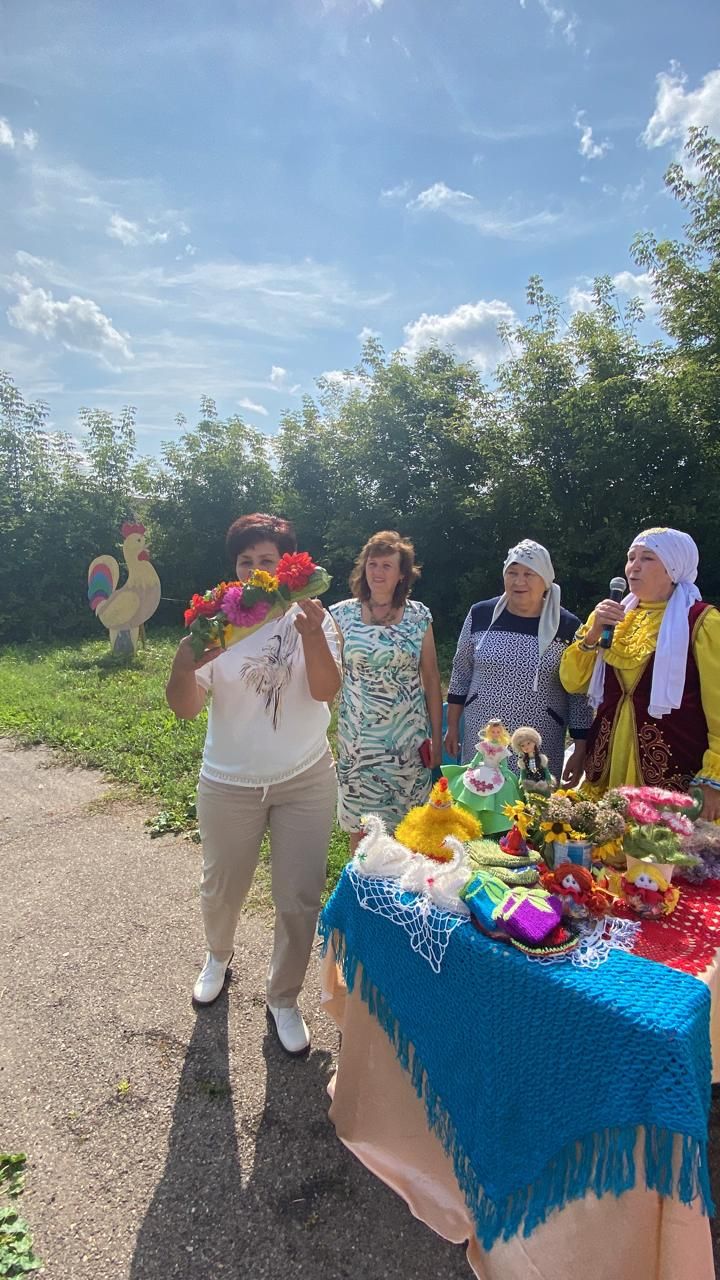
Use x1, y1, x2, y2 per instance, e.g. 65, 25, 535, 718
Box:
320, 867, 713, 1249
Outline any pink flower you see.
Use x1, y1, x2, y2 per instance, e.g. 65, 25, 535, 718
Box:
222, 588, 272, 628
664, 813, 694, 837
625, 798, 660, 825
619, 785, 694, 811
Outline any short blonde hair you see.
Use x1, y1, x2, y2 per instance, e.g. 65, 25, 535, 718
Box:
349, 530, 421, 607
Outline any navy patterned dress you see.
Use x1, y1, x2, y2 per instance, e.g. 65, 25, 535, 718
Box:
447, 597, 593, 781
330, 598, 432, 832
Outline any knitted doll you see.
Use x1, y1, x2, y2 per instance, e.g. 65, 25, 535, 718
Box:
510, 726, 554, 797
620, 861, 680, 918
442, 720, 521, 837
541, 862, 613, 920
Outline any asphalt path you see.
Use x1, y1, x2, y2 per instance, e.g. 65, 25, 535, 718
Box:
1, 739, 718, 1278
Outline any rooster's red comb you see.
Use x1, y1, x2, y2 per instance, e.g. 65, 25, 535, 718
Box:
121, 521, 145, 537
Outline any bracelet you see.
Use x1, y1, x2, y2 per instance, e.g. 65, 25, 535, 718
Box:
574, 629, 598, 653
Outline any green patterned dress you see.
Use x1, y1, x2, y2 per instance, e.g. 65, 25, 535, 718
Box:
330, 598, 432, 832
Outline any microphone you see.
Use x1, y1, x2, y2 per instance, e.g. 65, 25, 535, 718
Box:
599, 576, 628, 650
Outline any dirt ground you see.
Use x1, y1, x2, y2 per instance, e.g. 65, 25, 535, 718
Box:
1, 738, 718, 1278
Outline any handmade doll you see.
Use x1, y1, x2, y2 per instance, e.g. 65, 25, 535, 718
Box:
620, 861, 680, 919
441, 720, 521, 836
541, 862, 613, 920
510, 726, 554, 797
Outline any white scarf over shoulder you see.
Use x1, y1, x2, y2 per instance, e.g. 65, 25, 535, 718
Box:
587, 527, 701, 719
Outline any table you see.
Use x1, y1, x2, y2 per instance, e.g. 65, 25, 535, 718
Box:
320, 869, 717, 1280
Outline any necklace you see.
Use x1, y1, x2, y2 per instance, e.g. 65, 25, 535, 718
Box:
366, 597, 397, 624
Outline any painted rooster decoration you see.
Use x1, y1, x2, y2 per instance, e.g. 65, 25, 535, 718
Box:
88, 521, 161, 655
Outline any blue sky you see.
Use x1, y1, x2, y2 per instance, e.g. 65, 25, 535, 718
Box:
1, 0, 719, 454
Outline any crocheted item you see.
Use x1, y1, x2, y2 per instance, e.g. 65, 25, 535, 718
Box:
320, 867, 713, 1249
347, 868, 465, 973
624, 879, 720, 977
394, 778, 481, 860
528, 914, 641, 969
467, 837, 541, 886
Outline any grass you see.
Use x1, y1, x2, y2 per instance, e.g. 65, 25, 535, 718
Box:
0, 1155, 42, 1278
0, 627, 351, 894
0, 627, 454, 898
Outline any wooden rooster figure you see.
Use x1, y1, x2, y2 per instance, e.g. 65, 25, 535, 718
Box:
88, 521, 161, 655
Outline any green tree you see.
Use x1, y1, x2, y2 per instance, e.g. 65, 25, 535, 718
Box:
142, 398, 280, 616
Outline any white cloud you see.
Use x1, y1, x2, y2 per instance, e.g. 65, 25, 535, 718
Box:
575, 111, 611, 160
319, 369, 367, 390
521, 0, 578, 45
237, 396, 268, 416
401, 299, 516, 371
0, 117, 38, 151
380, 181, 411, 203
408, 181, 560, 240
6, 274, 132, 365
613, 270, 655, 306
107, 212, 170, 246
567, 285, 595, 314
270, 365, 287, 386
643, 65, 720, 150
567, 271, 656, 314
358, 325, 379, 342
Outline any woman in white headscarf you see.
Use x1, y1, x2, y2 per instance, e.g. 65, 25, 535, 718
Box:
445, 539, 593, 786
560, 528, 720, 821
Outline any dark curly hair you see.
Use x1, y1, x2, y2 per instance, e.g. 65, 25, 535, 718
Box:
225, 513, 297, 562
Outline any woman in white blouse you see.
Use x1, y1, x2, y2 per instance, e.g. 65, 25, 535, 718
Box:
166, 513, 341, 1055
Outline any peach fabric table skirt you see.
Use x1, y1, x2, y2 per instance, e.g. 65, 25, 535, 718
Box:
321, 949, 715, 1280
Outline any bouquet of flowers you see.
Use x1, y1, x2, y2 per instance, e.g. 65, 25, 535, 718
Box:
515, 789, 627, 867
184, 552, 331, 659
608, 786, 699, 868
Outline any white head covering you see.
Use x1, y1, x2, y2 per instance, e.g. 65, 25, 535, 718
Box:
482, 539, 562, 692
587, 527, 701, 719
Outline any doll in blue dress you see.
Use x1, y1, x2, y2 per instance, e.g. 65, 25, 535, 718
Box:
441, 719, 522, 836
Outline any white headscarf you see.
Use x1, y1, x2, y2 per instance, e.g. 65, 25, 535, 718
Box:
483, 539, 562, 691
587, 527, 701, 718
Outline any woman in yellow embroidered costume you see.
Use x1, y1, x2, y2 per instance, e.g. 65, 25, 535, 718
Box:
560, 528, 720, 822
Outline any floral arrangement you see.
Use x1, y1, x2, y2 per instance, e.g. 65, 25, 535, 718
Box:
184, 552, 331, 658
609, 786, 699, 868
522, 790, 626, 864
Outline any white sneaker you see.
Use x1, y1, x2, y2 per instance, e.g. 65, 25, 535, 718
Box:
192, 952, 233, 1006
266, 1002, 310, 1055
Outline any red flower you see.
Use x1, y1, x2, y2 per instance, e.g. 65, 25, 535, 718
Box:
275, 551, 316, 590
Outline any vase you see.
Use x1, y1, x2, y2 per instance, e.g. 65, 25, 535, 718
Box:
552, 840, 592, 870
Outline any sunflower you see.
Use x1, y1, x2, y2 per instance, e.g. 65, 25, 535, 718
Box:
503, 802, 531, 839
592, 838, 624, 866
540, 819, 573, 845
247, 569, 280, 592
553, 788, 580, 803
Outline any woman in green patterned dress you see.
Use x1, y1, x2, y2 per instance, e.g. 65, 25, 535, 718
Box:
330, 531, 443, 852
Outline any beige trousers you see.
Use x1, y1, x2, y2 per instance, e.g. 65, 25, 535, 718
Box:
196, 749, 337, 1006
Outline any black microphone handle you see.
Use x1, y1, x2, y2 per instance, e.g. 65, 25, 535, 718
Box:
599, 585, 626, 650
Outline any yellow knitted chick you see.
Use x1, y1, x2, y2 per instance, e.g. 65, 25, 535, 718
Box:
395, 778, 481, 861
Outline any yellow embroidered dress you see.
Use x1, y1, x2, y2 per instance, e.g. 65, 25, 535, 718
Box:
560, 600, 720, 795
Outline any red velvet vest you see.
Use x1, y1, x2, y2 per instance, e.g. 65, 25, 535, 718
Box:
584, 601, 712, 790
